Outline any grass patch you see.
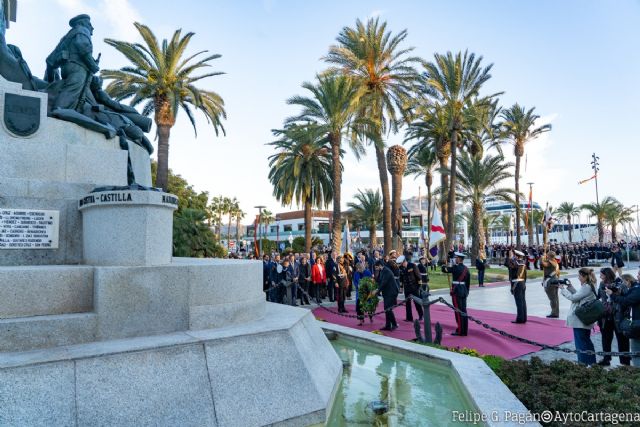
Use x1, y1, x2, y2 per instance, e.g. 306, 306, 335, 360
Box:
427, 266, 560, 290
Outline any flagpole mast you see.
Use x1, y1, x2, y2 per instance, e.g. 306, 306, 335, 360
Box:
591, 153, 600, 206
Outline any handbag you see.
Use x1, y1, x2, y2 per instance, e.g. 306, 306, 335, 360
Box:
619, 319, 640, 339
574, 288, 604, 325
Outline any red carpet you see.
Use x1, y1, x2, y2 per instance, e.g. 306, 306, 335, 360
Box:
313, 302, 573, 360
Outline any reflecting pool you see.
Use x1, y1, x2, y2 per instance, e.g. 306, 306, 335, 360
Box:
327, 338, 479, 426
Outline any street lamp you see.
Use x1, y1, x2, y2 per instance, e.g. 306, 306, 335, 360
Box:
254, 205, 265, 257
591, 153, 600, 206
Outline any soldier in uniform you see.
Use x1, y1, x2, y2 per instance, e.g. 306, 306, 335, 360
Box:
417, 256, 429, 292
399, 256, 423, 322
442, 252, 470, 336
541, 251, 560, 318
509, 250, 528, 323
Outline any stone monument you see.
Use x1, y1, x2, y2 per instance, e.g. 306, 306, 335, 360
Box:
0, 4, 341, 426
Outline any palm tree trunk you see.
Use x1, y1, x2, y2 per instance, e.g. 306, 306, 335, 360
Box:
375, 144, 392, 253
304, 197, 312, 253
438, 154, 449, 260
597, 218, 604, 243
391, 171, 403, 252
330, 133, 342, 253
426, 175, 432, 249
445, 132, 457, 257
370, 224, 377, 248
471, 202, 483, 265
611, 220, 617, 242
156, 125, 171, 191
567, 215, 572, 243
514, 153, 522, 246
227, 213, 232, 247
235, 216, 241, 246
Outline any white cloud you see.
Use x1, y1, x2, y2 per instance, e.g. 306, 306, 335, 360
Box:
55, 0, 97, 15
99, 0, 141, 40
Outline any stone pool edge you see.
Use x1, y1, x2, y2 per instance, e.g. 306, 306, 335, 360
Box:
320, 322, 541, 427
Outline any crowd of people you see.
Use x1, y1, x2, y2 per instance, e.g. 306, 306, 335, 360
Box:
262, 248, 431, 330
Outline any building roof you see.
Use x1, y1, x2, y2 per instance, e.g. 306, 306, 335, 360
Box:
274, 210, 333, 221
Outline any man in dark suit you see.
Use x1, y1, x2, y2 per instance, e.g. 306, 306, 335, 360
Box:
325, 250, 338, 302
374, 260, 399, 331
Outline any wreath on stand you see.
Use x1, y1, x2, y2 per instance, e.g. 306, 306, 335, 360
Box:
358, 277, 379, 322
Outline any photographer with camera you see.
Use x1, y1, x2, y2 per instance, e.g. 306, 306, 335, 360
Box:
598, 267, 631, 366
607, 270, 640, 367
558, 268, 599, 366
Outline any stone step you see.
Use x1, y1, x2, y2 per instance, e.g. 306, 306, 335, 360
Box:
0, 265, 93, 318
0, 312, 97, 352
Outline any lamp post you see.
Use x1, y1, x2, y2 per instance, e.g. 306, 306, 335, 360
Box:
591, 153, 600, 206
254, 205, 265, 257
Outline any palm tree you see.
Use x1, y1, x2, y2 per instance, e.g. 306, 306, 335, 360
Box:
453, 153, 514, 263
268, 124, 333, 252
208, 195, 228, 242
261, 209, 274, 243
102, 23, 226, 191
500, 104, 551, 246
555, 202, 581, 243
325, 17, 422, 253
405, 104, 452, 254
603, 199, 634, 242
581, 196, 618, 243
235, 208, 245, 247
347, 189, 383, 248
483, 213, 500, 247
499, 214, 513, 245
386, 145, 408, 251
286, 75, 363, 252
423, 50, 496, 257
226, 197, 239, 246
405, 145, 437, 245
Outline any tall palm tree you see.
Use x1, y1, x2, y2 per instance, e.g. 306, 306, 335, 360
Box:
405, 104, 452, 254
483, 213, 500, 247
261, 209, 274, 242
581, 196, 617, 243
405, 145, 437, 246
531, 209, 544, 246
235, 207, 245, 248
500, 104, 551, 246
226, 197, 239, 246
453, 153, 514, 263
423, 50, 496, 257
555, 202, 581, 243
499, 214, 513, 245
268, 124, 333, 252
603, 199, 634, 242
347, 189, 383, 248
386, 145, 408, 251
325, 17, 422, 253
286, 75, 364, 252
102, 23, 226, 191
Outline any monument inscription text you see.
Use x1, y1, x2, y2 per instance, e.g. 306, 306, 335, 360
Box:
0, 209, 59, 249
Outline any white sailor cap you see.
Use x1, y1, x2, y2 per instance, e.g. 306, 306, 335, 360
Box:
454, 252, 465, 258
395, 255, 406, 264
514, 250, 525, 257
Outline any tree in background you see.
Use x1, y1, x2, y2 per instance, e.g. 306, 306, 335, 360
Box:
603, 199, 635, 242
423, 50, 496, 257
556, 202, 581, 243
405, 145, 437, 246
500, 104, 551, 246
268, 124, 333, 252
102, 23, 226, 191
453, 153, 514, 263
581, 196, 618, 243
287, 75, 364, 252
386, 145, 408, 252
347, 189, 383, 248
325, 17, 421, 252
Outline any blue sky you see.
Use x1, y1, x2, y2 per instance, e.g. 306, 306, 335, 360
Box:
8, 0, 640, 225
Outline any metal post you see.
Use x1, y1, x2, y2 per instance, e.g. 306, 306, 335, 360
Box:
421, 288, 432, 343
591, 153, 600, 206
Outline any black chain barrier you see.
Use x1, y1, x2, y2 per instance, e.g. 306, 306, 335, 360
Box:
272, 284, 640, 358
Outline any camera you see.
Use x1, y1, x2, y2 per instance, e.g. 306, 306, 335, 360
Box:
549, 278, 571, 286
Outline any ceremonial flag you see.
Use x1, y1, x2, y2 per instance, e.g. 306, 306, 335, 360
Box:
341, 218, 350, 254
429, 205, 446, 248
544, 205, 555, 231
578, 174, 597, 185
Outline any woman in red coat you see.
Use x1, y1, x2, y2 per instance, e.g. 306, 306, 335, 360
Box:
311, 256, 326, 304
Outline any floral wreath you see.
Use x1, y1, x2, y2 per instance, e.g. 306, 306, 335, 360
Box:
358, 277, 379, 321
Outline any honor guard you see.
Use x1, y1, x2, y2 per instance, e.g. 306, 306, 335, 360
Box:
400, 256, 423, 322
509, 250, 528, 323
442, 252, 470, 336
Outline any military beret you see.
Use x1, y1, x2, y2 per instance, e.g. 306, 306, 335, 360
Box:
69, 14, 91, 27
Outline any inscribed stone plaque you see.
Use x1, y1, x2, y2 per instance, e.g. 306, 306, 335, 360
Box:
0, 209, 59, 249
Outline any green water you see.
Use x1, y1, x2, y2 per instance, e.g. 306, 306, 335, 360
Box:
327, 338, 479, 426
